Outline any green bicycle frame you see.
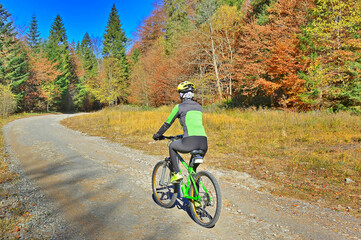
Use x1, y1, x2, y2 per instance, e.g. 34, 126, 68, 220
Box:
176, 152, 212, 204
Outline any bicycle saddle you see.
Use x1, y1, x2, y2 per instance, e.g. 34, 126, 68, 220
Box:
190, 150, 205, 156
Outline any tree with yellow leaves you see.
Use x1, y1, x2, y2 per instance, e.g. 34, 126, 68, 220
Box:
302, 0, 361, 111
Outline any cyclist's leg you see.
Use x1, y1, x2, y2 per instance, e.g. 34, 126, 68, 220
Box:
169, 136, 208, 173
169, 139, 182, 173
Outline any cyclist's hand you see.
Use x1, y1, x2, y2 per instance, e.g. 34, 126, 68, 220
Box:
153, 133, 165, 141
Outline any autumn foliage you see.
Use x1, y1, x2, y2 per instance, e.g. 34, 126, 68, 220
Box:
1, 0, 360, 113
128, 0, 360, 112
234, 0, 314, 108
22, 52, 61, 111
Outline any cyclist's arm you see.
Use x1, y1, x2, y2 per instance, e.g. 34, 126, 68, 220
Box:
155, 105, 180, 136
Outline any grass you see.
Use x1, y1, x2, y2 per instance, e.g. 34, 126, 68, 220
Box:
0, 113, 43, 239
61, 105, 361, 217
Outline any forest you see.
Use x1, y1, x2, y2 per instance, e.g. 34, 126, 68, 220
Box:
0, 0, 360, 116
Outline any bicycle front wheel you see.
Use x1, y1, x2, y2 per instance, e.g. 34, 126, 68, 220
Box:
152, 160, 178, 208
189, 171, 222, 228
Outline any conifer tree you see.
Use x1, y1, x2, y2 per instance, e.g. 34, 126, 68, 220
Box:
46, 14, 72, 110
26, 14, 41, 51
164, 0, 191, 53
74, 32, 98, 111
0, 4, 29, 104
49, 15, 67, 43
80, 32, 97, 76
103, 4, 127, 61
130, 48, 140, 65
101, 4, 129, 105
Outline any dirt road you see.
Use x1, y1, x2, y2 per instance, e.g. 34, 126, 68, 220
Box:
3, 114, 360, 239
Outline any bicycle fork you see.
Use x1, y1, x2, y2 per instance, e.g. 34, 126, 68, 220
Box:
159, 160, 170, 186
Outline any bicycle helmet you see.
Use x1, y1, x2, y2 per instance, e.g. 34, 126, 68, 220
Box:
177, 81, 195, 93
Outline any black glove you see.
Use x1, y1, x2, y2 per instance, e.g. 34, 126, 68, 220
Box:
153, 133, 164, 141
153, 122, 170, 141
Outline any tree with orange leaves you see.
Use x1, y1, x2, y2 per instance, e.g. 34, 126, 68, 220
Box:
22, 51, 61, 112
129, 2, 183, 107
134, 2, 166, 54
234, 0, 313, 109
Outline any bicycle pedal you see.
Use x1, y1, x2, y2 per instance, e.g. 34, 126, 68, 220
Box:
193, 201, 202, 208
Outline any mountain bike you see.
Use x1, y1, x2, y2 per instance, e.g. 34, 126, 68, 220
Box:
151, 135, 222, 228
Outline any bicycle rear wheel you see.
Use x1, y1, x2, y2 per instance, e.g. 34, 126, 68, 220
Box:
189, 171, 222, 228
152, 160, 178, 208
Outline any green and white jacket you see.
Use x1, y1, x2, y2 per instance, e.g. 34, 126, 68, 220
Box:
156, 99, 207, 138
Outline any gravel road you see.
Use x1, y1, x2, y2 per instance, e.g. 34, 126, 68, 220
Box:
3, 114, 361, 239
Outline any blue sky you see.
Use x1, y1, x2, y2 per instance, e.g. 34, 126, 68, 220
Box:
1, 0, 156, 45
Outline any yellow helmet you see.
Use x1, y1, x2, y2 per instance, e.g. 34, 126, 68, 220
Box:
177, 81, 195, 93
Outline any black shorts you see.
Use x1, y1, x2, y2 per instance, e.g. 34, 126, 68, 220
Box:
169, 136, 208, 155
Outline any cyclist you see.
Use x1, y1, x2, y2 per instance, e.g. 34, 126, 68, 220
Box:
153, 81, 208, 183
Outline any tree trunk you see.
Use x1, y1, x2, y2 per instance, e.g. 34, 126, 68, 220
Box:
209, 22, 222, 102
225, 29, 233, 97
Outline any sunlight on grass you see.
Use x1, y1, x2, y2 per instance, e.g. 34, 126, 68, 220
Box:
62, 106, 361, 217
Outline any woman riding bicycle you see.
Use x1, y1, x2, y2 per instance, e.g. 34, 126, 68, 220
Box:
153, 81, 208, 183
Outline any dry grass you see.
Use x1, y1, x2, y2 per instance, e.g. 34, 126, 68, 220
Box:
62, 106, 361, 217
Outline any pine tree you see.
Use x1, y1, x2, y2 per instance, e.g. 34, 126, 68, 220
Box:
249, 0, 276, 25
26, 14, 41, 51
47, 15, 68, 61
0, 4, 13, 39
101, 4, 129, 105
46, 14, 72, 110
74, 32, 98, 111
49, 15, 67, 43
103, 4, 127, 61
130, 48, 140, 65
164, 0, 191, 53
80, 32, 97, 76
0, 4, 29, 104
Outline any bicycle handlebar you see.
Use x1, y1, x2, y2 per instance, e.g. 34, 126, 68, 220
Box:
162, 135, 183, 140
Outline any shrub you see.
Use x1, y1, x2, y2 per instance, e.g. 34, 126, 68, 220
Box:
0, 85, 17, 118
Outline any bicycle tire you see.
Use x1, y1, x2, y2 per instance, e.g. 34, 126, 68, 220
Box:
189, 171, 222, 228
152, 160, 178, 208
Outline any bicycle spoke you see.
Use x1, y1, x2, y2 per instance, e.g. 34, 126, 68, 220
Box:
152, 161, 178, 208
190, 171, 221, 228
196, 208, 213, 221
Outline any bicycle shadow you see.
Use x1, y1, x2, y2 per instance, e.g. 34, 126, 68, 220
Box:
151, 185, 196, 224
174, 197, 193, 219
